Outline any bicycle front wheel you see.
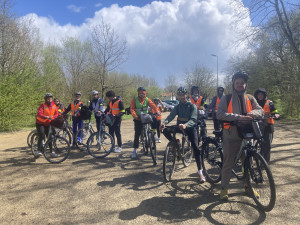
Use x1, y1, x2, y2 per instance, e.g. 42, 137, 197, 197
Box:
148, 132, 157, 165
245, 152, 276, 211
44, 136, 70, 163
182, 138, 192, 167
87, 132, 114, 158
30, 133, 40, 158
163, 142, 177, 182
27, 129, 37, 147
75, 127, 93, 151
201, 138, 223, 183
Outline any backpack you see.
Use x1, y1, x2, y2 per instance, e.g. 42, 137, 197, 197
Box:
79, 106, 92, 120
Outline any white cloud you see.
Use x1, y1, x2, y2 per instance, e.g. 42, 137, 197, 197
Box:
21, 0, 254, 85
67, 5, 85, 13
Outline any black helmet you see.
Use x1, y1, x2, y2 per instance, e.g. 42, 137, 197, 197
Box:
137, 87, 146, 92
191, 86, 199, 94
154, 98, 159, 102
232, 71, 249, 83
254, 88, 267, 99
74, 92, 81, 96
217, 86, 224, 92
177, 87, 187, 95
44, 93, 53, 100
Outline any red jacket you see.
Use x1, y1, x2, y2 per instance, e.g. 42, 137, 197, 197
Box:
36, 102, 58, 126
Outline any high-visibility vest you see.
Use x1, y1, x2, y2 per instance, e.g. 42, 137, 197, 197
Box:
223, 95, 252, 129
36, 103, 57, 126
152, 106, 162, 120
263, 100, 274, 124
190, 96, 203, 110
135, 97, 149, 115
215, 97, 220, 111
71, 101, 83, 117
109, 99, 121, 116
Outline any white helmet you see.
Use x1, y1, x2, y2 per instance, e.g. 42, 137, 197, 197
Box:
91, 90, 99, 95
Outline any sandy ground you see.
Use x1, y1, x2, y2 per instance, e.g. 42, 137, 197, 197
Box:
0, 113, 300, 225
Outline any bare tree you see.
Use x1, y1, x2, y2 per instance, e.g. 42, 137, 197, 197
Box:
164, 74, 178, 100
89, 19, 128, 98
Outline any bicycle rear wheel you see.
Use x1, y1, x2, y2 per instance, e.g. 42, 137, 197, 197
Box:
87, 132, 114, 158
30, 133, 40, 158
57, 128, 72, 144
27, 129, 37, 147
44, 136, 70, 163
75, 126, 93, 151
201, 138, 223, 183
245, 152, 276, 211
182, 138, 192, 167
163, 142, 177, 182
148, 132, 157, 165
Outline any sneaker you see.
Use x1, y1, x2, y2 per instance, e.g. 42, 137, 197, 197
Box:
35, 151, 42, 157
245, 186, 260, 198
198, 172, 206, 183
154, 136, 159, 141
51, 152, 58, 158
77, 141, 83, 145
220, 187, 229, 201
114, 147, 122, 153
157, 138, 161, 143
131, 150, 137, 159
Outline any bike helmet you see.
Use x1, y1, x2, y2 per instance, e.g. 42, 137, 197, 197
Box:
91, 90, 98, 95
177, 87, 187, 95
44, 93, 53, 100
74, 91, 81, 96
137, 87, 146, 92
154, 98, 159, 101
232, 71, 249, 83
191, 86, 199, 94
254, 88, 267, 99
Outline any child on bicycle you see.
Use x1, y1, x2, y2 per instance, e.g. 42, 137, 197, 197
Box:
36, 93, 58, 157
151, 98, 164, 143
254, 88, 280, 163
217, 71, 264, 200
161, 87, 206, 183
130, 87, 159, 159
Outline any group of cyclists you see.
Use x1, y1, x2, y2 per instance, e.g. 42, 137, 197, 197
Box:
35, 70, 279, 201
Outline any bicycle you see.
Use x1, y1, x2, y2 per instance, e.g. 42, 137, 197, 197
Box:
140, 112, 157, 165
31, 119, 71, 163
75, 119, 95, 151
162, 125, 192, 182
196, 109, 207, 145
56, 114, 73, 144
86, 115, 114, 158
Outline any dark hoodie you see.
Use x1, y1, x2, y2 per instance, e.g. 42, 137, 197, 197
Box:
209, 87, 224, 112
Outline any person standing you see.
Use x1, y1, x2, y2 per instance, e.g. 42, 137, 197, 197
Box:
36, 93, 58, 157
130, 87, 159, 159
209, 87, 225, 131
54, 98, 65, 116
105, 90, 125, 153
89, 90, 105, 132
217, 71, 264, 200
254, 88, 280, 163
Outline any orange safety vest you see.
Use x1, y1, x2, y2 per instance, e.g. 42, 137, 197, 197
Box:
36, 103, 57, 126
215, 97, 220, 111
223, 95, 252, 130
152, 106, 162, 120
109, 99, 121, 116
263, 100, 274, 124
190, 96, 203, 110
71, 101, 83, 117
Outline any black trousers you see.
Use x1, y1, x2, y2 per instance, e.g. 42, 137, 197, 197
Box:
261, 125, 274, 163
133, 119, 143, 148
109, 117, 122, 147
163, 126, 202, 170
36, 123, 54, 152
212, 113, 221, 131
151, 118, 161, 138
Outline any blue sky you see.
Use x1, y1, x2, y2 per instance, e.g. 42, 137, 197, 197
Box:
13, 0, 255, 86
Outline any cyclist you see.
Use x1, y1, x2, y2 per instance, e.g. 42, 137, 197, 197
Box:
89, 90, 105, 132
36, 93, 58, 157
64, 92, 84, 148
189, 86, 208, 110
161, 87, 206, 183
254, 88, 280, 163
216, 71, 264, 200
130, 87, 159, 159
209, 87, 225, 131
54, 98, 65, 116
151, 98, 164, 143
105, 90, 125, 153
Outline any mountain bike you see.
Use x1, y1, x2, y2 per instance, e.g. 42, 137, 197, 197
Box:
75, 119, 95, 151
162, 125, 192, 182
86, 116, 114, 158
196, 109, 207, 145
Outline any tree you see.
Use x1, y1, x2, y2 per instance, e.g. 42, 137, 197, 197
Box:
164, 74, 178, 100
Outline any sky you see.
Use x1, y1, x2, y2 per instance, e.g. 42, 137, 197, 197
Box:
13, 0, 254, 86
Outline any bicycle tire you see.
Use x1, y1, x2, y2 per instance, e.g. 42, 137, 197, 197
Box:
163, 142, 177, 182
75, 126, 93, 151
141, 126, 149, 155
148, 131, 157, 165
43, 136, 70, 163
245, 152, 276, 211
201, 138, 223, 183
182, 138, 192, 167
57, 128, 72, 144
30, 133, 40, 158
87, 132, 114, 158
27, 129, 37, 147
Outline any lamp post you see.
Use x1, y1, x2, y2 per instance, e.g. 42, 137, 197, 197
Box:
211, 54, 218, 88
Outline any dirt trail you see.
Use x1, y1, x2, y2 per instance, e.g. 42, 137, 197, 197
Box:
0, 114, 300, 224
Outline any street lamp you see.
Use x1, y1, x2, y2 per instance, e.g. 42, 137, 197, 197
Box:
211, 54, 218, 88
